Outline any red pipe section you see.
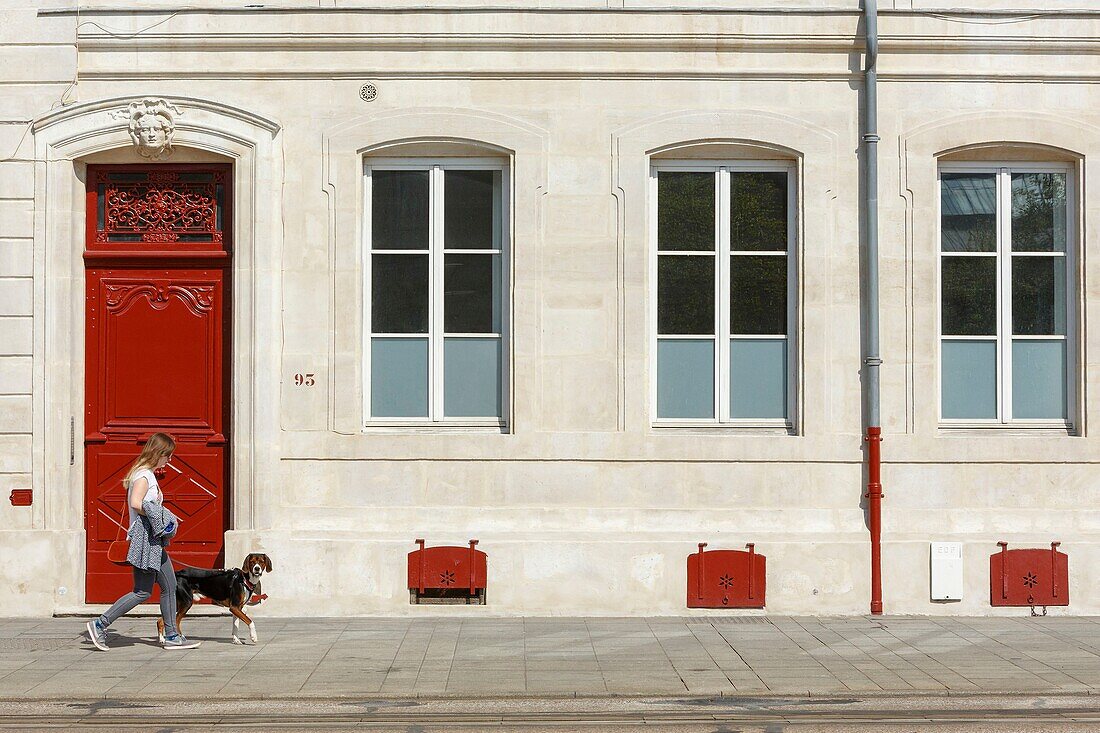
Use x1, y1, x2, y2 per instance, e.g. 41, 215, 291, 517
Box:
866, 426, 883, 615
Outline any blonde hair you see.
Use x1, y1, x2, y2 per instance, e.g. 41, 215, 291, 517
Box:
123, 432, 176, 490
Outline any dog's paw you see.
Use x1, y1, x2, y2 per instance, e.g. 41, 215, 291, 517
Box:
231, 635, 244, 645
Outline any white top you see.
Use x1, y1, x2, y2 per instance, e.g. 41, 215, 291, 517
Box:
127, 467, 162, 526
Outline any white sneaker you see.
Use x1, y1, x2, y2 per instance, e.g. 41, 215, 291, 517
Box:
86, 619, 109, 651
162, 634, 201, 650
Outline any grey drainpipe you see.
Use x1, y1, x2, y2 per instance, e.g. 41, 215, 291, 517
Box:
863, 0, 884, 615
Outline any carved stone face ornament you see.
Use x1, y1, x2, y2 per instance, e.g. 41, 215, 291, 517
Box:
112, 98, 181, 159
137, 115, 168, 150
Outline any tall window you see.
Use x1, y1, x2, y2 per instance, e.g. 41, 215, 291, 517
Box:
939, 163, 1074, 425
365, 160, 508, 425
651, 162, 795, 424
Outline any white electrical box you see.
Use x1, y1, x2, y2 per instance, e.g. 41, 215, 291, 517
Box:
930, 542, 963, 601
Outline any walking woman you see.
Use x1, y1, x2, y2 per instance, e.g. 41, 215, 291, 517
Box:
86, 433, 200, 650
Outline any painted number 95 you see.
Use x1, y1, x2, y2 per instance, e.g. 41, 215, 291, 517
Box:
293, 373, 315, 387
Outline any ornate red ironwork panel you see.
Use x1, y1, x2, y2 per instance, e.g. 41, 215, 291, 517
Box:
84, 164, 230, 603
86, 166, 229, 254
686, 543, 766, 609
989, 542, 1069, 608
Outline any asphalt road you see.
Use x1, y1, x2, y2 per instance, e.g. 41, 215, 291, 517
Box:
1, 694, 1098, 731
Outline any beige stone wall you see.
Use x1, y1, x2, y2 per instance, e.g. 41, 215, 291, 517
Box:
0, 1, 75, 613
1, 3, 1098, 616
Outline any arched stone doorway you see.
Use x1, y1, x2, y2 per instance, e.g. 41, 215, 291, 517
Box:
30, 96, 281, 608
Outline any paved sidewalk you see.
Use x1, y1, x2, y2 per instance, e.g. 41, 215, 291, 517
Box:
3, 694, 1100, 731
0, 615, 1098, 700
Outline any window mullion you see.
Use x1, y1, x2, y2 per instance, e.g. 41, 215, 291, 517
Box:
717, 167, 730, 422
431, 165, 445, 421
998, 167, 1011, 423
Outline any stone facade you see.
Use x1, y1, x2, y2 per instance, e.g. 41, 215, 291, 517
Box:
1, 1, 1098, 617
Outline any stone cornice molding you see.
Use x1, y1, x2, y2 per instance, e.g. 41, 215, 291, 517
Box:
43, 6, 866, 16
64, 5, 1100, 60
77, 33, 860, 54
42, 5, 1100, 17
77, 70, 862, 83
73, 33, 1100, 56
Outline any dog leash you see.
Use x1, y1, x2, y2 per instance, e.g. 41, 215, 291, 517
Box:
168, 556, 214, 571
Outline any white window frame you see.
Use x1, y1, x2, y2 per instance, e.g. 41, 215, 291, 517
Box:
648, 160, 798, 428
363, 157, 510, 429
937, 161, 1076, 430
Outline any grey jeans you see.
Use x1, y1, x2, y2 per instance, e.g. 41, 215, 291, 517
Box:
99, 550, 178, 637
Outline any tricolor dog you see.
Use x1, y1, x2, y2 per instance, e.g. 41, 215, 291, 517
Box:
157, 553, 272, 645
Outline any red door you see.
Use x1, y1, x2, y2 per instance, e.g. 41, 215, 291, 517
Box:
84, 165, 231, 603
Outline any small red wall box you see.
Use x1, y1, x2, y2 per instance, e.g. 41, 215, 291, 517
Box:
687, 542, 766, 609
9, 489, 32, 506
990, 542, 1069, 608
408, 539, 487, 605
